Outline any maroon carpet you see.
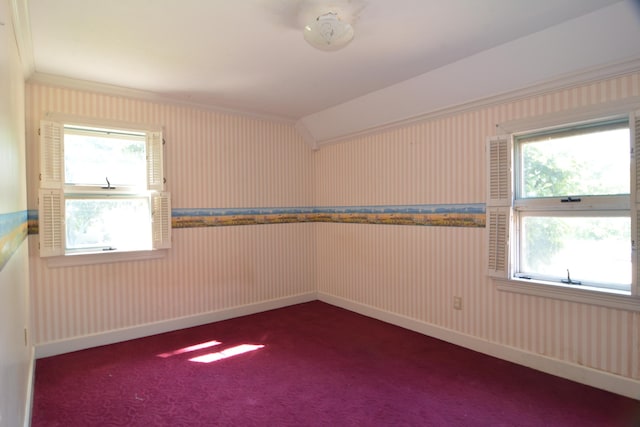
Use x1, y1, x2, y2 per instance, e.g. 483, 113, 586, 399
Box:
32, 301, 640, 426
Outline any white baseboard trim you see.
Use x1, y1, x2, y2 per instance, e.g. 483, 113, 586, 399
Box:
23, 346, 35, 427
317, 292, 640, 400
35, 292, 317, 359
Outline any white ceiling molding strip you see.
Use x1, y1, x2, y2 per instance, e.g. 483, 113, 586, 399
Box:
26, 72, 297, 126
294, 120, 319, 150
9, 0, 35, 77
20, 1, 640, 151
299, 1, 640, 147
297, 56, 640, 149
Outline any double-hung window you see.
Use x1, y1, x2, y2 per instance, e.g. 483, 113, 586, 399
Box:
38, 117, 171, 260
487, 106, 640, 303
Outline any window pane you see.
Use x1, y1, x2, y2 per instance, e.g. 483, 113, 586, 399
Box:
64, 127, 146, 186
520, 125, 629, 198
65, 198, 151, 252
520, 216, 630, 289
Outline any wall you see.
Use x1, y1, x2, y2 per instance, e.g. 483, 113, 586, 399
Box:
24, 67, 640, 398
314, 72, 640, 396
0, 0, 32, 425
25, 84, 316, 353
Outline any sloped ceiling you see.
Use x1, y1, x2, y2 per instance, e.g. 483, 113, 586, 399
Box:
14, 0, 640, 147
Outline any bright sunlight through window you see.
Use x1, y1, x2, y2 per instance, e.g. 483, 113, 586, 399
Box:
38, 118, 171, 260
514, 120, 631, 292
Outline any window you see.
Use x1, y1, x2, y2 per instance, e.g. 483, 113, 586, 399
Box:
39, 118, 171, 259
487, 108, 640, 302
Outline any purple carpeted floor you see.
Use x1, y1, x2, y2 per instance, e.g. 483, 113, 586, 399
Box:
32, 301, 640, 426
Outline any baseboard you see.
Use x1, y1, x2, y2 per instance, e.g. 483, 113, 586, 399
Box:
23, 346, 35, 427
32, 291, 640, 399
35, 292, 317, 359
317, 292, 640, 400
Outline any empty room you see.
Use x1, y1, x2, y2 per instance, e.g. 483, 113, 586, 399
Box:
2, 0, 640, 425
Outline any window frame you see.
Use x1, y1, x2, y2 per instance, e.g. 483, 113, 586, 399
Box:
514, 211, 631, 292
512, 119, 631, 291
38, 115, 171, 265
486, 98, 640, 312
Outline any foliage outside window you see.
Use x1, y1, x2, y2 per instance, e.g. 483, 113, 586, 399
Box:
515, 122, 630, 292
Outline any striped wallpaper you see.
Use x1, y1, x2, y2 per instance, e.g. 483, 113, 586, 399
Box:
314, 71, 640, 381
25, 72, 640, 387
25, 83, 316, 345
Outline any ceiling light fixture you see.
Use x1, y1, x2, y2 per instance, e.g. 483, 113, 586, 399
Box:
304, 12, 354, 51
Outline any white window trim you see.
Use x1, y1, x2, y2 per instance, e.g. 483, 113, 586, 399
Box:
38, 114, 172, 264
487, 98, 640, 311
495, 278, 640, 312
46, 249, 167, 268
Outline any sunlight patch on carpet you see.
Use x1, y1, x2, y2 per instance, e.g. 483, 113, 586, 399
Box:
189, 344, 265, 363
157, 340, 222, 358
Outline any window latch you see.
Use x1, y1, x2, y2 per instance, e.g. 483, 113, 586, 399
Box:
102, 177, 116, 190
560, 196, 581, 203
561, 269, 582, 285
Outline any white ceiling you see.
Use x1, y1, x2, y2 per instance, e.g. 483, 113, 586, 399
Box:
18, 0, 640, 145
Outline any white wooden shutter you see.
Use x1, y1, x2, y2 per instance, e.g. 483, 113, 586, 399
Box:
151, 192, 171, 249
486, 135, 512, 278
632, 111, 640, 295
147, 131, 164, 191
487, 207, 510, 278
487, 135, 512, 206
635, 210, 640, 296
40, 120, 64, 189
39, 189, 65, 257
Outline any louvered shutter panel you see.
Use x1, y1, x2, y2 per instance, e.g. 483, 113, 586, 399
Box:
487, 207, 510, 278
39, 189, 65, 257
486, 135, 512, 278
151, 192, 171, 249
635, 209, 640, 294
634, 111, 640, 203
40, 120, 64, 189
147, 131, 164, 191
487, 135, 511, 207
633, 111, 640, 294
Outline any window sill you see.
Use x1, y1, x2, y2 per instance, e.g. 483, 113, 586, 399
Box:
494, 277, 640, 312
46, 249, 166, 268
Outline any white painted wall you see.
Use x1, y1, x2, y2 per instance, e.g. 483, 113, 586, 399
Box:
0, 1, 32, 426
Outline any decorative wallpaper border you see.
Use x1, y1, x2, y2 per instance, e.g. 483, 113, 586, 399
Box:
27, 210, 39, 235
24, 204, 486, 238
0, 210, 28, 272
172, 204, 486, 228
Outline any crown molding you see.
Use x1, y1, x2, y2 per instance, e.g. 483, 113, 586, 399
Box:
294, 120, 318, 150
9, 0, 35, 77
27, 72, 297, 126
300, 0, 640, 147
308, 56, 640, 149
28, 56, 640, 152
496, 95, 640, 135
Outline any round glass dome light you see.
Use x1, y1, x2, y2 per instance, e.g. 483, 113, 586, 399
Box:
304, 12, 354, 51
